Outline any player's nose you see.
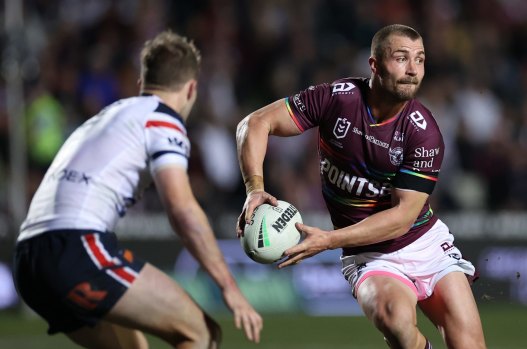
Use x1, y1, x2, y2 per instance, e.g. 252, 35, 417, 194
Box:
406, 60, 418, 76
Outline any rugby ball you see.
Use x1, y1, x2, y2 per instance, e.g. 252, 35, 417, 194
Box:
241, 200, 302, 264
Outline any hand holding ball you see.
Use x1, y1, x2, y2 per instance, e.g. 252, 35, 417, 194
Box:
241, 200, 302, 264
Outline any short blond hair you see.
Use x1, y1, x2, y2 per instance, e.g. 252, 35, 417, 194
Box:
140, 30, 201, 91
371, 24, 422, 60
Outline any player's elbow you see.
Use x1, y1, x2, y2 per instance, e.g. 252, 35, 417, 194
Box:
236, 113, 270, 142
392, 210, 419, 238
236, 116, 250, 143
236, 115, 249, 134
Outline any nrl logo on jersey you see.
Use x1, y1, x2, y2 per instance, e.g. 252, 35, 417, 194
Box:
333, 117, 351, 139
332, 82, 355, 95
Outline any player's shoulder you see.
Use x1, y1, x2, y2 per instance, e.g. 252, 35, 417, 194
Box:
302, 77, 367, 94
329, 77, 369, 97
403, 98, 442, 135
119, 94, 186, 125
103, 95, 158, 120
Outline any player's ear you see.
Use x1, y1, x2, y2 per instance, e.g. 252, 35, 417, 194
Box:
369, 56, 378, 74
186, 79, 197, 101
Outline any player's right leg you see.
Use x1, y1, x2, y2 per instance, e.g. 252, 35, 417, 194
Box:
96, 263, 221, 349
357, 275, 426, 349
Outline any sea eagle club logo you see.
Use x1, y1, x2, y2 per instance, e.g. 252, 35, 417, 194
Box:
333, 117, 351, 139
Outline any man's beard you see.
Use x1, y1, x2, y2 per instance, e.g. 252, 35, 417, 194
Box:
392, 79, 421, 101
378, 65, 421, 101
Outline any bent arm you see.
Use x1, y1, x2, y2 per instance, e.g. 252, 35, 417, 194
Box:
328, 188, 429, 248
236, 99, 302, 187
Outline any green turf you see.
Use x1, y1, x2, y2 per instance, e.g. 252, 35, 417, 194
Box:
0, 302, 525, 348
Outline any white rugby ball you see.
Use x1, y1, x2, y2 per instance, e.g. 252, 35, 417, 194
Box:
241, 200, 302, 264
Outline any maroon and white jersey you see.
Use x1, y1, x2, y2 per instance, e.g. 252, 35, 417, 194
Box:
19, 94, 190, 241
286, 77, 444, 254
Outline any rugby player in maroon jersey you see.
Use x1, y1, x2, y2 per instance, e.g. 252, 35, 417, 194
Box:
237, 24, 486, 349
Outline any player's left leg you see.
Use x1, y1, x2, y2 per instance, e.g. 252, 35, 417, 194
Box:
418, 271, 486, 349
67, 320, 148, 349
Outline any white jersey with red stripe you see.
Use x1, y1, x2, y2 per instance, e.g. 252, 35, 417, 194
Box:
18, 94, 189, 241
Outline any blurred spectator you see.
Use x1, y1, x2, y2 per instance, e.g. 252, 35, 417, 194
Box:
2, 0, 527, 224
25, 87, 66, 169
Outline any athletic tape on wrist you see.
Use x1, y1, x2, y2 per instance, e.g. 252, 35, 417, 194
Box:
244, 175, 264, 194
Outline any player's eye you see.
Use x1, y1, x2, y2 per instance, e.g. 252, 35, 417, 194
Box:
395, 56, 406, 63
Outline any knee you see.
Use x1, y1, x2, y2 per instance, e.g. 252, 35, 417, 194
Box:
371, 300, 415, 334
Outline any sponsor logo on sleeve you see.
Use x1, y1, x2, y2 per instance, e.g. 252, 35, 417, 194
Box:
409, 110, 427, 130
332, 82, 355, 95
333, 117, 351, 139
293, 93, 306, 112
168, 137, 190, 154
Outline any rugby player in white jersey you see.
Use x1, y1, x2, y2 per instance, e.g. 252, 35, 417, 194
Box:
236, 24, 486, 349
13, 30, 262, 349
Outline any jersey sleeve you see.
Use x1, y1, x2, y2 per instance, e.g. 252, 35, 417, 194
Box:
144, 115, 191, 174
285, 83, 333, 132
392, 113, 445, 194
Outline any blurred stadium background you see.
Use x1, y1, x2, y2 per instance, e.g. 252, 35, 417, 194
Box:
1, 0, 527, 348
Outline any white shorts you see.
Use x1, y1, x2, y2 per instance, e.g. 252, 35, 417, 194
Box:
341, 219, 475, 301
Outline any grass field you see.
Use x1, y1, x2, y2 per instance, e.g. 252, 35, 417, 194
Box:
0, 302, 525, 348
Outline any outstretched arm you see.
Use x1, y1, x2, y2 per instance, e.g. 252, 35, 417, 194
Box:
235, 99, 302, 235
154, 166, 262, 342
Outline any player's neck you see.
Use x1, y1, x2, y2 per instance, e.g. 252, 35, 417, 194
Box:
141, 88, 188, 119
366, 90, 407, 123
366, 100, 407, 124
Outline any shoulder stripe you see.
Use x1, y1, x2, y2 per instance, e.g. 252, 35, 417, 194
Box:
154, 103, 185, 124
152, 150, 188, 160
285, 98, 305, 132
145, 120, 186, 135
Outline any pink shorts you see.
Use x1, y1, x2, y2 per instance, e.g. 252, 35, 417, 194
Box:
340, 219, 475, 301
